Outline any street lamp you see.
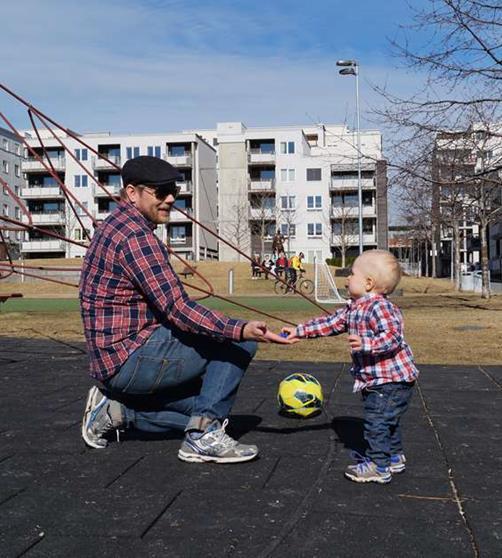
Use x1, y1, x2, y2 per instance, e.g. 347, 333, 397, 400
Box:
336, 59, 363, 254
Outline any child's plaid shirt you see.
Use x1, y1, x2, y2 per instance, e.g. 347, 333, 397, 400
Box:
296, 293, 419, 392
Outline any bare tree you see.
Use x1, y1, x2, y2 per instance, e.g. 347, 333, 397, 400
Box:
249, 190, 278, 259
219, 197, 251, 261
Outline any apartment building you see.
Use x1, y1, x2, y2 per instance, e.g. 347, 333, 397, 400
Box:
196, 122, 387, 263
20, 131, 218, 260
0, 127, 23, 259
432, 125, 502, 278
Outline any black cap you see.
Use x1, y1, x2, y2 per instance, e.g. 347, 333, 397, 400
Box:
121, 156, 183, 188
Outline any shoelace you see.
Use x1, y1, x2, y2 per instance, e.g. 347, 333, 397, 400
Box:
349, 450, 367, 463
207, 418, 238, 449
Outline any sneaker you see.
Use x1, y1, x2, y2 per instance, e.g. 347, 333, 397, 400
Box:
344, 459, 392, 484
390, 453, 406, 473
178, 419, 258, 464
82, 386, 124, 449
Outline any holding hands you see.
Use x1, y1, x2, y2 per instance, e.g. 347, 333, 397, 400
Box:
242, 321, 298, 344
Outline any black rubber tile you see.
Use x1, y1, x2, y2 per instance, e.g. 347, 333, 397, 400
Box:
463, 499, 502, 558
272, 511, 473, 558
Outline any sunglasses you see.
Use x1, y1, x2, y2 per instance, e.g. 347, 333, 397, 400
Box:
138, 183, 181, 200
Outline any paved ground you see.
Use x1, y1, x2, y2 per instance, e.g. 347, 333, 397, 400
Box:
0, 335, 501, 558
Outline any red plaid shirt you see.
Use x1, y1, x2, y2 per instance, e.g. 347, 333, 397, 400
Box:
79, 202, 245, 381
296, 294, 419, 392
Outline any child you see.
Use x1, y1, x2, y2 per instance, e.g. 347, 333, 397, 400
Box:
281, 250, 419, 484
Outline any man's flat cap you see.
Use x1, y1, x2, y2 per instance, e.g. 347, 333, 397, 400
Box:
121, 156, 183, 187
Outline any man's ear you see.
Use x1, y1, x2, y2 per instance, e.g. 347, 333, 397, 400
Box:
124, 184, 138, 203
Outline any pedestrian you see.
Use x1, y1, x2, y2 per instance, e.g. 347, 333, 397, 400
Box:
281, 250, 419, 483
272, 230, 285, 256
80, 156, 288, 463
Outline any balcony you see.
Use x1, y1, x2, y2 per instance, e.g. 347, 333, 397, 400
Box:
164, 153, 192, 167
170, 208, 193, 223
176, 180, 192, 194
249, 207, 276, 220
331, 232, 377, 246
168, 236, 193, 248
248, 149, 276, 165
93, 155, 121, 170
21, 239, 66, 252
248, 179, 275, 192
93, 183, 121, 197
21, 157, 66, 173
21, 186, 64, 199
22, 212, 65, 226
330, 177, 374, 190
331, 205, 376, 218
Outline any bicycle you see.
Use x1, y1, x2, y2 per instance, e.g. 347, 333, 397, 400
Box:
274, 269, 314, 296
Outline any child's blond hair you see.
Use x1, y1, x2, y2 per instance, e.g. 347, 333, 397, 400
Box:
357, 250, 402, 294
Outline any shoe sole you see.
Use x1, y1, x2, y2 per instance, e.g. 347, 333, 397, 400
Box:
177, 449, 258, 464
390, 465, 406, 473
81, 386, 107, 449
344, 471, 392, 484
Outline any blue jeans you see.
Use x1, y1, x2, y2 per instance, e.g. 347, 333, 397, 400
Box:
103, 324, 257, 434
362, 381, 415, 468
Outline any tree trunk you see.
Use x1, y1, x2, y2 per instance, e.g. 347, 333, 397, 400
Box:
425, 238, 429, 277
453, 221, 461, 291
480, 219, 490, 299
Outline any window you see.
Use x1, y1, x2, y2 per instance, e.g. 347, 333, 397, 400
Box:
74, 175, 80, 187
307, 223, 322, 237
171, 225, 186, 241
81, 175, 88, 187
307, 168, 322, 181
280, 141, 295, 154
15, 207, 20, 219
307, 195, 322, 209
74, 175, 88, 187
75, 148, 88, 161
280, 195, 295, 210
170, 145, 187, 156
15, 164, 20, 177
126, 147, 140, 159
2, 139, 8, 152
280, 168, 295, 182
2, 160, 9, 173
147, 146, 161, 157
74, 228, 82, 241
280, 223, 296, 237
3, 204, 8, 216
77, 201, 88, 215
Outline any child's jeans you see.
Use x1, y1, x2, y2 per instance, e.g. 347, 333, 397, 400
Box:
361, 381, 415, 469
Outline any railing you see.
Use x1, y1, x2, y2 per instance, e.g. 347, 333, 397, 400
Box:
169, 237, 193, 247
330, 177, 374, 190
21, 186, 63, 198
21, 240, 66, 252
176, 180, 192, 194
93, 183, 121, 197
21, 212, 65, 225
248, 179, 275, 191
248, 150, 276, 164
249, 207, 275, 220
93, 155, 121, 170
330, 205, 376, 218
331, 232, 377, 245
170, 208, 193, 222
21, 157, 66, 172
164, 153, 192, 166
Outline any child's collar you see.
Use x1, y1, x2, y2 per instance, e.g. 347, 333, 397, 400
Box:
350, 292, 386, 306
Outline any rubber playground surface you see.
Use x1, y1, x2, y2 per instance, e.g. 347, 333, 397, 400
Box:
0, 335, 501, 557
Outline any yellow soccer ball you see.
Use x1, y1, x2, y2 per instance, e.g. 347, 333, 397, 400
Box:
277, 373, 324, 418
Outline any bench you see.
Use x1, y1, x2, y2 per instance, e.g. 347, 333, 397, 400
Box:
0, 293, 23, 307
179, 266, 197, 279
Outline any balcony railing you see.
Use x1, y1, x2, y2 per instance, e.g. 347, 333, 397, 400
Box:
176, 180, 192, 194
331, 232, 377, 245
331, 205, 376, 218
93, 155, 121, 170
248, 179, 275, 191
21, 186, 63, 198
21, 157, 66, 173
169, 236, 193, 247
93, 183, 121, 197
248, 149, 276, 164
164, 153, 192, 167
249, 207, 276, 220
330, 177, 374, 190
170, 208, 193, 222
21, 239, 66, 252
21, 212, 65, 225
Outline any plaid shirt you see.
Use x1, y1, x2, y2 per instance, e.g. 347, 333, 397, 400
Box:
79, 202, 245, 381
296, 294, 419, 392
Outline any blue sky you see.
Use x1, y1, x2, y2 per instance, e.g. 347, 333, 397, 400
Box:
1, 0, 429, 136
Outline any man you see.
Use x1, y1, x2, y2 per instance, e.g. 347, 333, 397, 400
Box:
272, 230, 285, 256
287, 252, 305, 288
80, 156, 287, 463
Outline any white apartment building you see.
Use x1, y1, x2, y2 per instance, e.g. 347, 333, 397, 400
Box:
20, 131, 218, 260
0, 127, 23, 259
194, 122, 387, 263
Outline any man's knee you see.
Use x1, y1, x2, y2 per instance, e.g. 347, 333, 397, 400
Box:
238, 340, 258, 359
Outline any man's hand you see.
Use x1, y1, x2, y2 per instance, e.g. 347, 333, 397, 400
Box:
241, 322, 298, 344
279, 326, 301, 343
347, 334, 363, 352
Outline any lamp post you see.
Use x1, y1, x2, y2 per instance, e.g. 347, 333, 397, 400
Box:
336, 59, 363, 254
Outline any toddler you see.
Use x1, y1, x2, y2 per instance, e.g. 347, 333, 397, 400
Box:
282, 250, 419, 484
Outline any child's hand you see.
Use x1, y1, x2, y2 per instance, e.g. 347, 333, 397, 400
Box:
347, 334, 363, 352
280, 326, 300, 343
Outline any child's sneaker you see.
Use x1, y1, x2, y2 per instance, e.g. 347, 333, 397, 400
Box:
178, 419, 258, 464
390, 453, 406, 473
344, 459, 392, 484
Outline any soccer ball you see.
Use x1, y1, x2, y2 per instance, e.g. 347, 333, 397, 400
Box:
277, 373, 324, 418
